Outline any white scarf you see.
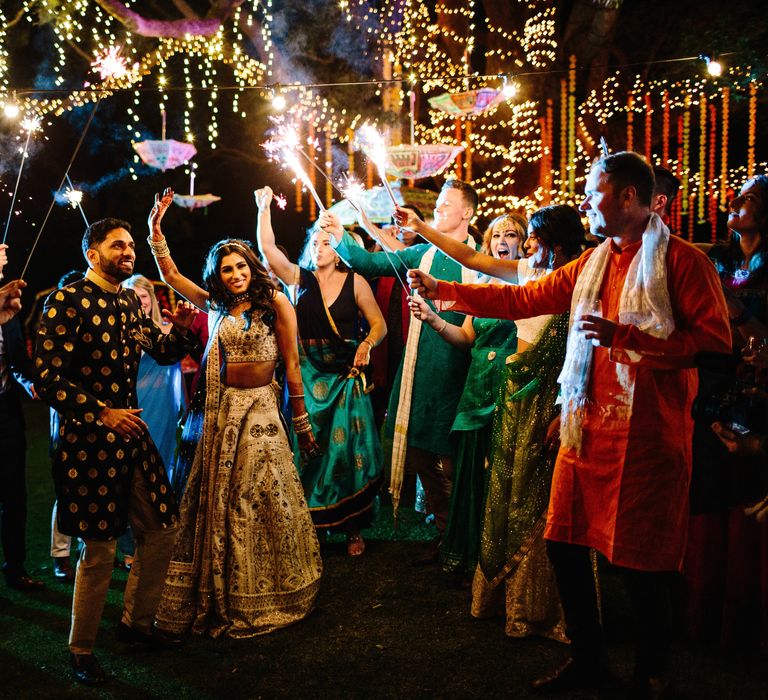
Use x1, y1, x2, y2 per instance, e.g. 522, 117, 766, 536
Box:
557, 213, 675, 453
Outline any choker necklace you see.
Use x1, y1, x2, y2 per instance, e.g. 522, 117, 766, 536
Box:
229, 292, 250, 306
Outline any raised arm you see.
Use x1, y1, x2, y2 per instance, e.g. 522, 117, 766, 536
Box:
394, 206, 520, 283
356, 208, 405, 252
254, 186, 300, 287
351, 273, 387, 369
148, 188, 209, 309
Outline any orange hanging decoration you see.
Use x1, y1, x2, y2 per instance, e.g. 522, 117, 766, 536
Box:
709, 103, 718, 243
626, 92, 634, 152
697, 93, 707, 225
662, 90, 670, 166
347, 128, 355, 175
454, 119, 463, 179
464, 120, 472, 182
560, 78, 568, 195
325, 128, 333, 209
674, 115, 683, 233
295, 122, 303, 213
720, 87, 730, 211
747, 81, 757, 178
545, 98, 554, 203
644, 92, 652, 161
681, 95, 691, 224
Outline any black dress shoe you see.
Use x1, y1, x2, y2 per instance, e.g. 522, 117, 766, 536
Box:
530, 657, 609, 693
53, 557, 75, 582
70, 652, 107, 686
116, 621, 184, 648
3, 568, 46, 592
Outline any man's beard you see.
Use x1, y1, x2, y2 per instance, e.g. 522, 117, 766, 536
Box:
100, 256, 133, 281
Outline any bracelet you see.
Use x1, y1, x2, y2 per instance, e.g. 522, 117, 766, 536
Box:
294, 424, 313, 435
361, 338, 374, 349
435, 317, 448, 334
288, 393, 305, 399
147, 234, 171, 258
291, 412, 309, 423
730, 306, 753, 326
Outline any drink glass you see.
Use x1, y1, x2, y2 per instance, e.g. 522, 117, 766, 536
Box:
575, 299, 603, 347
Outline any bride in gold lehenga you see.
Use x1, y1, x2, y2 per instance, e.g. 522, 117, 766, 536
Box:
148, 188, 322, 638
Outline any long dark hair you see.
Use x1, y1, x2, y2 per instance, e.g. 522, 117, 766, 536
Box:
529, 205, 587, 263
710, 175, 768, 282
202, 238, 277, 330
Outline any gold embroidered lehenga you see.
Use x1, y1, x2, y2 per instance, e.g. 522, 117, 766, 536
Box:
155, 312, 322, 638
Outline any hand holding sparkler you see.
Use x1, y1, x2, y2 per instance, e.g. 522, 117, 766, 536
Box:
254, 186, 287, 212
0, 278, 26, 324
148, 187, 174, 239
393, 205, 424, 234
317, 210, 344, 244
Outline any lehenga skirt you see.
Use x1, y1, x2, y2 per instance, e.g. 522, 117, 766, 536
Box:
156, 384, 322, 638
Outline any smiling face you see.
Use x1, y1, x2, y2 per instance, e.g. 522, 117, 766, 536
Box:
728, 179, 767, 236
133, 285, 153, 315
219, 252, 251, 295
523, 223, 552, 269
432, 188, 470, 235
489, 221, 521, 260
579, 166, 622, 238
310, 229, 338, 269
89, 228, 135, 283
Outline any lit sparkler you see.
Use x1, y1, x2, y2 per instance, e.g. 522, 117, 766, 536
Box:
2, 116, 42, 244
273, 193, 287, 210
355, 124, 398, 208
91, 46, 129, 81
338, 174, 364, 212
63, 187, 83, 209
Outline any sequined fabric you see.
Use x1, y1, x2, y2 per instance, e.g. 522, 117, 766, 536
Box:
471, 314, 569, 640
156, 314, 321, 638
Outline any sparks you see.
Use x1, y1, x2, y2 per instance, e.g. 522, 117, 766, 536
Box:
91, 46, 129, 81
355, 124, 398, 208
20, 116, 41, 133
339, 175, 364, 212
63, 188, 83, 208
273, 193, 287, 210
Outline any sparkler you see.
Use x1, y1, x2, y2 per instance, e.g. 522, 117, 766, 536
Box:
273, 193, 287, 210
263, 119, 326, 212
64, 174, 90, 227
355, 124, 398, 209
2, 116, 41, 245
337, 174, 363, 213
91, 46, 129, 81
599, 136, 610, 158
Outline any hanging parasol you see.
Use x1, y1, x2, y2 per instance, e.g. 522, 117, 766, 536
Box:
328, 183, 438, 226
132, 109, 196, 171
384, 144, 464, 180
172, 165, 220, 210
427, 87, 506, 117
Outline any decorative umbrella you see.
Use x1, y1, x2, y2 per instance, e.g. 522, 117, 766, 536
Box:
328, 183, 438, 226
385, 144, 464, 180
132, 109, 196, 171
172, 166, 220, 210
427, 88, 505, 117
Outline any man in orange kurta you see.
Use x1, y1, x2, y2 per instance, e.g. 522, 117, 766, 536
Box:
409, 153, 731, 696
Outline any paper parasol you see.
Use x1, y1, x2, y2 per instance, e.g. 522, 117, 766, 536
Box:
133, 139, 197, 171
427, 88, 505, 117
384, 144, 464, 180
328, 183, 438, 226
172, 193, 221, 210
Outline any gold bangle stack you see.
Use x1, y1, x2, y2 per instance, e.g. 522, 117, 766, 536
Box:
436, 318, 448, 334
147, 234, 171, 258
292, 411, 313, 434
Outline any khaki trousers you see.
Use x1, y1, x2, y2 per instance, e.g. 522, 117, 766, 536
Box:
69, 466, 177, 654
405, 447, 453, 533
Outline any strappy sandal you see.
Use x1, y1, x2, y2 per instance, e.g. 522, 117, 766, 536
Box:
346, 534, 365, 556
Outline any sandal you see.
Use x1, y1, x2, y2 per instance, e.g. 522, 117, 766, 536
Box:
346, 534, 365, 557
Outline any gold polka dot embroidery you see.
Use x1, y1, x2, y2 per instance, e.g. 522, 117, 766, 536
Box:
52, 357, 62, 368
101, 367, 111, 376
47, 308, 57, 318
83, 333, 93, 343
76, 393, 87, 404
64, 342, 74, 352
97, 298, 107, 309
86, 433, 97, 443
79, 521, 88, 531
55, 324, 66, 335
107, 315, 116, 326
84, 412, 95, 423
93, 382, 103, 392
88, 503, 98, 513
54, 291, 65, 301
110, 349, 118, 360
159, 504, 167, 513
66, 433, 77, 444
68, 468, 78, 479
92, 315, 101, 327
66, 308, 77, 318
98, 521, 107, 530
106, 433, 115, 443
81, 299, 91, 309
56, 390, 67, 401
77, 451, 87, 462
332, 427, 346, 444
87, 467, 97, 478
111, 383, 119, 393
98, 486, 108, 496
97, 450, 107, 461
82, 366, 92, 376
116, 450, 124, 460
102, 333, 110, 343
107, 502, 116, 512
34, 357, 43, 368
83, 285, 93, 293
93, 349, 103, 360
150, 493, 157, 502
78, 486, 88, 496
160, 485, 167, 494
69, 503, 78, 513
150, 473, 157, 483
107, 468, 117, 478
44, 339, 54, 351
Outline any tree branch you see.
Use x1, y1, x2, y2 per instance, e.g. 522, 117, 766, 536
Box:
93, 0, 223, 37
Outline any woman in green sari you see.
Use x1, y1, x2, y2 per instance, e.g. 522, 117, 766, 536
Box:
397, 204, 586, 637
255, 187, 386, 556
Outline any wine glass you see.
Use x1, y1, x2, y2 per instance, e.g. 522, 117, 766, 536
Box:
575, 299, 603, 347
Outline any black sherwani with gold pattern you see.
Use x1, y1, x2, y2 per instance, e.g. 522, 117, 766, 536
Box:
33, 271, 198, 541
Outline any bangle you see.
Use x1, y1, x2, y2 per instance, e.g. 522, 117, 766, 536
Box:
291, 412, 309, 423
147, 234, 171, 258
435, 317, 448, 334
288, 393, 305, 399
361, 338, 374, 349
730, 307, 752, 326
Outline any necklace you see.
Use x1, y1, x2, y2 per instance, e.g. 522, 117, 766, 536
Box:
229, 292, 250, 307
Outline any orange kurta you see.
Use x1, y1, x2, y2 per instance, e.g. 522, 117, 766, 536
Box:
435, 236, 731, 571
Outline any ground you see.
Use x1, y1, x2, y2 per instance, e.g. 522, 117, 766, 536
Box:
1, 398, 766, 699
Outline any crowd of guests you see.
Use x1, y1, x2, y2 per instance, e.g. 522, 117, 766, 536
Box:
0, 151, 766, 698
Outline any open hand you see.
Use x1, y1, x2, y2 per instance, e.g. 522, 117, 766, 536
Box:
163, 300, 199, 333
148, 188, 174, 237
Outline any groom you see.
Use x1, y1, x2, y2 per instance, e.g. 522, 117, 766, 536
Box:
34, 218, 198, 686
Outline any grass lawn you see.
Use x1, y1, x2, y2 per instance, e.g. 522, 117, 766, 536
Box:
1, 397, 766, 699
